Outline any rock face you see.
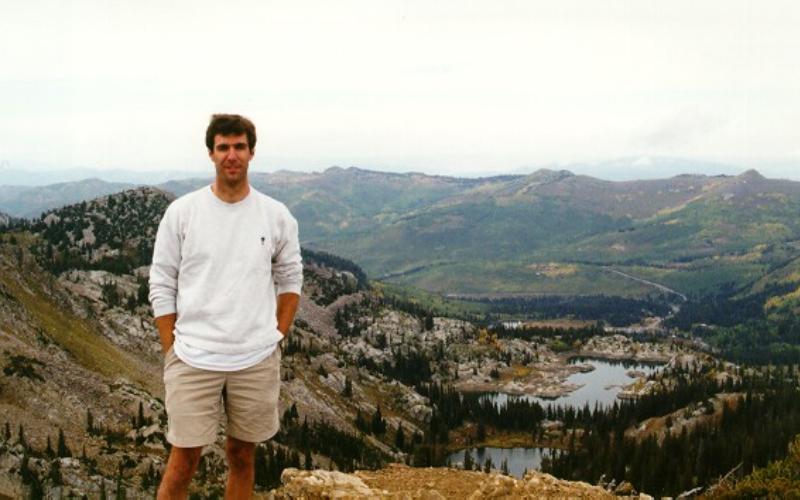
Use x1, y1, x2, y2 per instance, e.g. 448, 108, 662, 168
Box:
267, 465, 653, 499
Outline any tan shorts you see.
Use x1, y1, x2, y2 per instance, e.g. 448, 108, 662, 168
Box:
163, 346, 281, 448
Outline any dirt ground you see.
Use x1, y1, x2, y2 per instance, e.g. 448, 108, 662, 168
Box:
356, 464, 489, 498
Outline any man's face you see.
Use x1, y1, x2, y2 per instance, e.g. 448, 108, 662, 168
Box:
209, 133, 253, 185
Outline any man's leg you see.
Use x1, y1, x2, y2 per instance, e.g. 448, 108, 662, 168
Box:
158, 446, 203, 499
223, 348, 281, 498
225, 436, 256, 499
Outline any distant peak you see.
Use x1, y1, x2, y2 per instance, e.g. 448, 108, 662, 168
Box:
323, 166, 366, 175
738, 169, 765, 180
525, 169, 575, 183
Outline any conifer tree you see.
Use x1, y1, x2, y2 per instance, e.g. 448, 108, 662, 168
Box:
137, 402, 146, 428
49, 458, 63, 486
57, 428, 71, 458
342, 377, 353, 397
463, 449, 473, 470
395, 424, 406, 450
18, 423, 26, 449
371, 406, 386, 435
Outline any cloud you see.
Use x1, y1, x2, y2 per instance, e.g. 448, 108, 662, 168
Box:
634, 110, 730, 152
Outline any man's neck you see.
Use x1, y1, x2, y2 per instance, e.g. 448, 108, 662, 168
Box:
211, 178, 250, 203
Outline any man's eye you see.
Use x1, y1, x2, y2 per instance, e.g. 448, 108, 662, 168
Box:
235, 144, 247, 150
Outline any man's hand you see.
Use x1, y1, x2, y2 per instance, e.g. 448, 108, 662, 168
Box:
276, 293, 300, 338
155, 313, 177, 354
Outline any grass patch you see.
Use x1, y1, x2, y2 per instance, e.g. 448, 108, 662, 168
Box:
0, 250, 152, 391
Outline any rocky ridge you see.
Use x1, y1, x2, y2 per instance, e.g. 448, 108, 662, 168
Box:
267, 465, 653, 499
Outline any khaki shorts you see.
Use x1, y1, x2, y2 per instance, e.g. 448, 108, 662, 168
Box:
163, 346, 281, 448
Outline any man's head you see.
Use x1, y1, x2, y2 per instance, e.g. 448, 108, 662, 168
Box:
206, 114, 256, 188
205, 114, 256, 153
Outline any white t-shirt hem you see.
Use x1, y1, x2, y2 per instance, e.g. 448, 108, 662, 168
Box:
173, 337, 278, 371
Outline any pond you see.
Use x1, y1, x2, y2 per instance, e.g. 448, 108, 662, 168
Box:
449, 358, 664, 477
483, 357, 663, 410
446, 446, 554, 479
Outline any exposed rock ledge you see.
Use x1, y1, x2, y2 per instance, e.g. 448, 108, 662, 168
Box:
265, 465, 653, 499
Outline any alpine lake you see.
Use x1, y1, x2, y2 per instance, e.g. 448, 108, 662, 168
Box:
448, 357, 663, 477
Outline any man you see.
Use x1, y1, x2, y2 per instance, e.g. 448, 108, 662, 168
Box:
149, 114, 302, 499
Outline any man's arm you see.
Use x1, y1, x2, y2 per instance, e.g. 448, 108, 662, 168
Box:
276, 293, 300, 337
155, 313, 177, 353
272, 207, 303, 338
149, 205, 180, 355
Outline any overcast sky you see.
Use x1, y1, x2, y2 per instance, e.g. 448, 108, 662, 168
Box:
1, 0, 799, 180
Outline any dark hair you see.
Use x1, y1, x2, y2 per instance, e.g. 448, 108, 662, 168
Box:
205, 114, 257, 151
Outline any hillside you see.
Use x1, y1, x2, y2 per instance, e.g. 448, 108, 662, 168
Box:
2, 189, 799, 497
0, 179, 134, 218
305, 169, 800, 299
4, 168, 800, 299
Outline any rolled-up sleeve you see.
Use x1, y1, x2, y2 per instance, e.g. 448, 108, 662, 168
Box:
272, 208, 303, 296
149, 206, 180, 317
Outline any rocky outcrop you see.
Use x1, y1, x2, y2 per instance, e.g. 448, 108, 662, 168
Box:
267, 465, 653, 499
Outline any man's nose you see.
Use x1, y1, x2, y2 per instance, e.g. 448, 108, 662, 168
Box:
225, 148, 238, 160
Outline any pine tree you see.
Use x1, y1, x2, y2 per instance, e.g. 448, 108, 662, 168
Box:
137, 402, 146, 428
254, 445, 268, 487
342, 377, 353, 397
141, 463, 155, 490
424, 313, 434, 331
371, 406, 386, 435
57, 428, 72, 458
50, 458, 63, 486
395, 424, 406, 450
20, 453, 34, 484
87, 409, 95, 434
463, 449, 474, 470
18, 423, 26, 449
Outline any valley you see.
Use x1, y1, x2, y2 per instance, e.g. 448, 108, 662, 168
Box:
0, 173, 799, 497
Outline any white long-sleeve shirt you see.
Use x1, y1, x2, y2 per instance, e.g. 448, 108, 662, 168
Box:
149, 185, 303, 359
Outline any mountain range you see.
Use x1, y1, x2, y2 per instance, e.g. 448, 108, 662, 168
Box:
3, 167, 800, 299
1, 185, 799, 496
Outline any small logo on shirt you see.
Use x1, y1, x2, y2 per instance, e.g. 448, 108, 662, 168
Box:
260, 236, 266, 246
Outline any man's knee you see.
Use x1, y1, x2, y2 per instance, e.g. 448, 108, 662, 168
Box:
167, 446, 204, 481
226, 437, 256, 470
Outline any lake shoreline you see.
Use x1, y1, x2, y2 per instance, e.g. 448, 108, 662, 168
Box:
456, 336, 671, 400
